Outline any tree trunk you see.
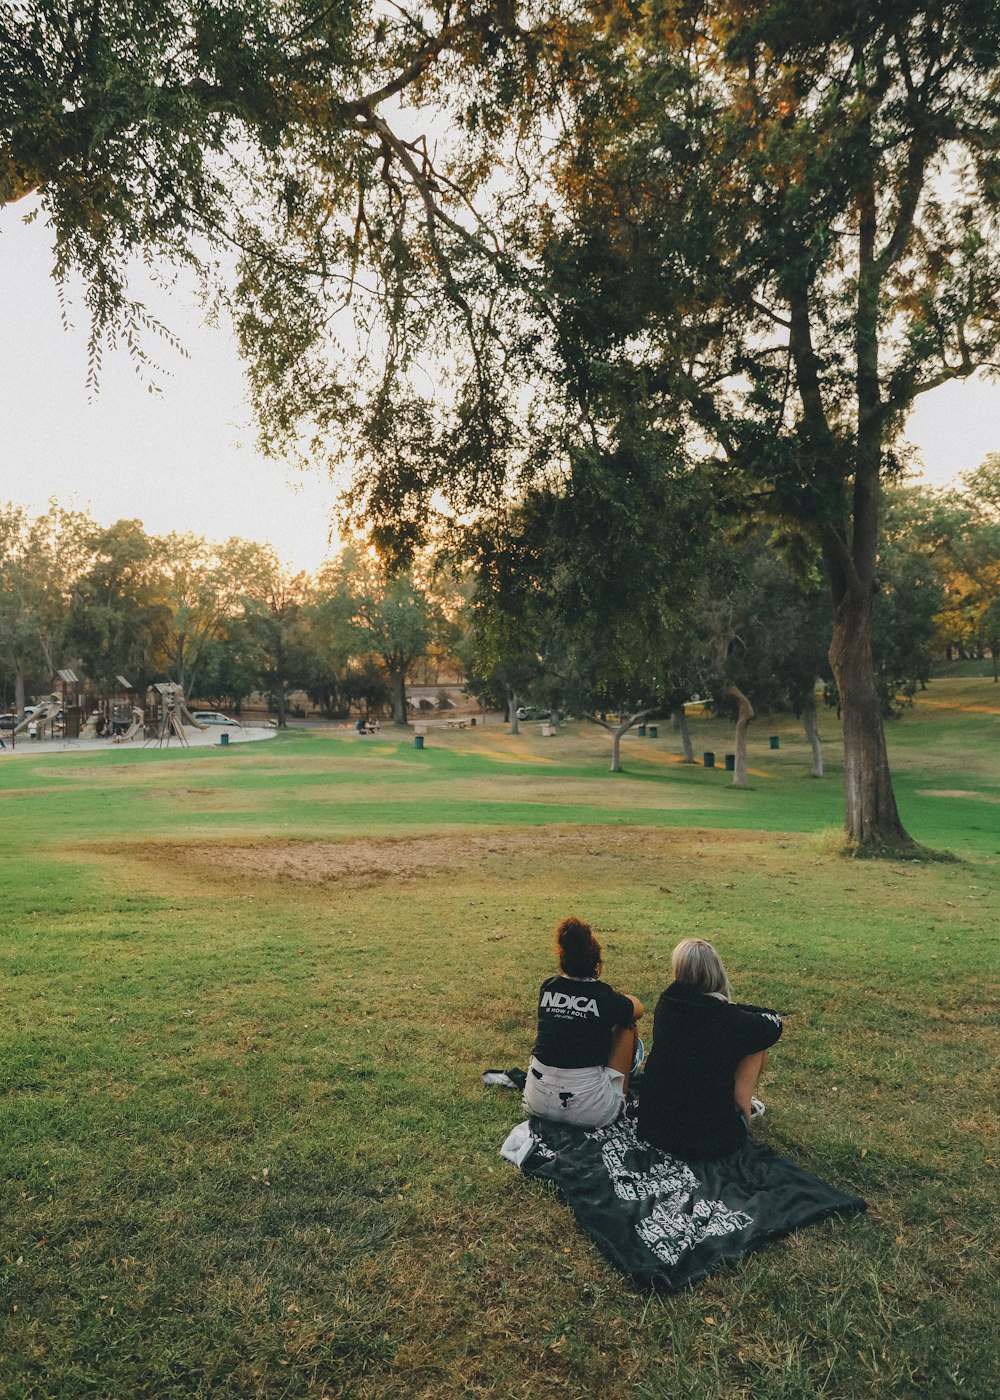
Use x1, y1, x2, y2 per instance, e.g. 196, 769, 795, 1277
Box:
671, 705, 695, 763
591, 712, 651, 771
801, 697, 823, 778
14, 669, 25, 719
829, 594, 911, 849
814, 156, 914, 853
390, 667, 408, 725
508, 690, 520, 735
610, 724, 626, 772
275, 682, 287, 728
725, 682, 753, 789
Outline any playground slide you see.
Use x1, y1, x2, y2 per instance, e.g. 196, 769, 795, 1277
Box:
13, 697, 60, 738
112, 707, 146, 742
179, 699, 209, 729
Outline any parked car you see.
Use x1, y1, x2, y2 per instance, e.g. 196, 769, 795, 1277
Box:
515, 707, 553, 722
0, 714, 14, 730
190, 711, 242, 728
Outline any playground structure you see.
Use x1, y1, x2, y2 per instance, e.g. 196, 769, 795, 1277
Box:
1, 672, 215, 748
114, 708, 146, 742
143, 683, 211, 748
12, 668, 89, 741
77, 706, 145, 742
13, 693, 63, 740
80, 678, 141, 740
48, 672, 142, 742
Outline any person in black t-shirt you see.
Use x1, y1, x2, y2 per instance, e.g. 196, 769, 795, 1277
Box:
523, 917, 644, 1129
637, 938, 782, 1159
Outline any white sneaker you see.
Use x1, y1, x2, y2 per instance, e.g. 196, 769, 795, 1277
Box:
750, 1097, 766, 1120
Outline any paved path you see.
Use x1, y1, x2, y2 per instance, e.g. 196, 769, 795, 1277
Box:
0, 724, 277, 759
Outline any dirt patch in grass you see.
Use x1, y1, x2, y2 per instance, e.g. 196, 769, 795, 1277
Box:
918, 788, 1000, 803
152, 787, 218, 798
911, 694, 1000, 717
90, 826, 777, 892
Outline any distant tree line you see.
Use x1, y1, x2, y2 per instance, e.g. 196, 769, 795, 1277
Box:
460, 462, 998, 782
7, 458, 993, 752
0, 507, 464, 727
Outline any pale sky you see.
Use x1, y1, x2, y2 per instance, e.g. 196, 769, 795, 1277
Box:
1, 200, 344, 573
2, 198, 998, 572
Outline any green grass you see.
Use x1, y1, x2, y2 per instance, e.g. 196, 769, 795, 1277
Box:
1, 677, 997, 1397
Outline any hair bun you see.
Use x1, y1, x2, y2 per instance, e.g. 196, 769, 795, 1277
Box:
558, 917, 591, 950
556, 917, 602, 977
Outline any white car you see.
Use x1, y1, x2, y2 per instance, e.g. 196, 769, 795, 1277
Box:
191, 711, 242, 728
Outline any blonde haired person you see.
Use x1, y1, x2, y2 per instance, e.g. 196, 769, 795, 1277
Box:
523, 917, 644, 1128
637, 938, 782, 1159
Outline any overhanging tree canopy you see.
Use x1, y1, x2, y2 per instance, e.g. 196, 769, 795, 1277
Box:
1, 0, 528, 476
509, 0, 1000, 849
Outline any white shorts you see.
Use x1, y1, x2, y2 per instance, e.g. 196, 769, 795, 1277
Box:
522, 1057, 626, 1128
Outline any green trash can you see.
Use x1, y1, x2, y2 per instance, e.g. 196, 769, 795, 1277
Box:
220, 732, 229, 747
725, 753, 736, 771
703, 751, 715, 768
649, 725, 658, 739
769, 735, 780, 750
414, 734, 425, 750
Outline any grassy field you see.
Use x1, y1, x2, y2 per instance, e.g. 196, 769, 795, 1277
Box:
1, 677, 997, 1398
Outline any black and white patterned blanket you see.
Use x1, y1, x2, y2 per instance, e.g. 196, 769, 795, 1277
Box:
501, 1115, 866, 1291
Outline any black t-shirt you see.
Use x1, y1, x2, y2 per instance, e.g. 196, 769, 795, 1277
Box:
531, 975, 636, 1069
637, 982, 782, 1159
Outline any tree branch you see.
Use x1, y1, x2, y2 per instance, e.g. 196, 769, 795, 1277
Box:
343, 10, 456, 117
786, 283, 831, 439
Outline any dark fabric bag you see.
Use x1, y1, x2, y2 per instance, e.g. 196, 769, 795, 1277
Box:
503, 1114, 866, 1292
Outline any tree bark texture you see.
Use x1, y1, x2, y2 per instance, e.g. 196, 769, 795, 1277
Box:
508, 691, 520, 735
725, 683, 753, 789
390, 668, 408, 725
822, 156, 913, 850
801, 698, 823, 778
671, 706, 695, 763
828, 593, 910, 848
610, 724, 626, 772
